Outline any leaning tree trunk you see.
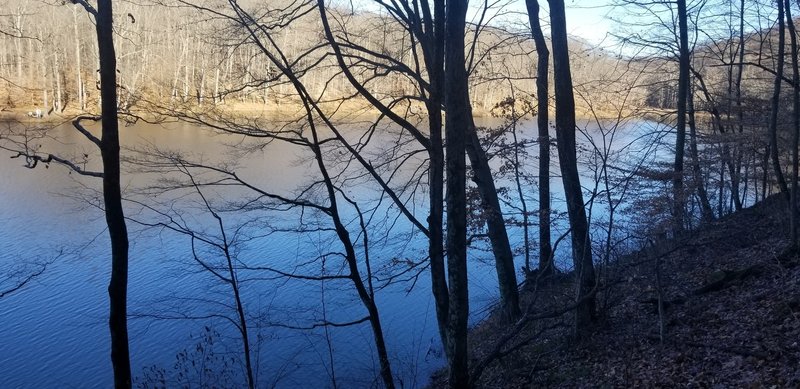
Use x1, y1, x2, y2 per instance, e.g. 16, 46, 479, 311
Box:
547, 0, 596, 332
525, 0, 553, 276
444, 0, 470, 386
465, 133, 521, 322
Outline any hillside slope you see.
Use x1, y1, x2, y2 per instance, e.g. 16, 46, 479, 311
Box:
460, 194, 800, 388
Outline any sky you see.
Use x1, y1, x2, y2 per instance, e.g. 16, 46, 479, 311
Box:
562, 1, 615, 45
345, 0, 618, 47
495, 0, 617, 46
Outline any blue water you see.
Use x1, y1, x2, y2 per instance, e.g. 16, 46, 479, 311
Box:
0, 118, 670, 388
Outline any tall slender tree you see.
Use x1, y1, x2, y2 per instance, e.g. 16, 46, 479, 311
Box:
422, 0, 449, 348
547, 0, 596, 331
687, 76, 715, 222
444, 0, 470, 385
70, 0, 131, 387
322, 0, 521, 323
768, 0, 789, 197
673, 0, 690, 234
525, 0, 553, 275
785, 0, 799, 247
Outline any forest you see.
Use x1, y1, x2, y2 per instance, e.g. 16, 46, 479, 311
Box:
0, 0, 798, 388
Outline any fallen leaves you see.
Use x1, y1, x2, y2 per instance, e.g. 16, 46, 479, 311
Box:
460, 194, 800, 388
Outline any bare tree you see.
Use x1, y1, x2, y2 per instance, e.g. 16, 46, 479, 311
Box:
671, 0, 691, 234
785, 0, 799, 247
768, 0, 789, 198
548, 0, 597, 332
443, 0, 470, 385
0, 1, 133, 386
81, 1, 133, 385
311, 0, 521, 323
525, 0, 553, 275
127, 166, 257, 388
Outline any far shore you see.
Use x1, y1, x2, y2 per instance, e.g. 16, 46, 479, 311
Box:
1, 100, 648, 127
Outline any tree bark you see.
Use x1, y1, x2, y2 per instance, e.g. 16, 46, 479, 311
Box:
547, 0, 596, 332
465, 132, 521, 322
94, 1, 132, 387
525, 0, 553, 275
768, 0, 789, 197
673, 0, 690, 234
733, 0, 747, 209
420, 0, 450, 355
39, 39, 48, 116
73, 7, 85, 111
785, 0, 799, 247
53, 51, 62, 112
687, 77, 715, 222
444, 0, 470, 386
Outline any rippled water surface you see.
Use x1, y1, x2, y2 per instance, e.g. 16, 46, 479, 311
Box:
0, 118, 668, 388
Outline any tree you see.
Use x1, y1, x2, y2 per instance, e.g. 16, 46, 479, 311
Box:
128, 167, 257, 388
312, 0, 521, 323
672, 0, 690, 234
768, 0, 789, 198
525, 0, 553, 275
687, 70, 716, 222
785, 0, 799, 248
443, 0, 470, 385
71, 1, 132, 386
0, 1, 133, 386
135, 2, 401, 386
547, 0, 597, 331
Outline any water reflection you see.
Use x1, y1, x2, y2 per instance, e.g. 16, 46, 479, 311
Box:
0, 117, 670, 388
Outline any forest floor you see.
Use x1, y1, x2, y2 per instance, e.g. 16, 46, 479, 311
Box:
447, 194, 800, 388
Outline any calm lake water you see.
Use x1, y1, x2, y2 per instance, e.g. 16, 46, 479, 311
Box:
0, 117, 671, 388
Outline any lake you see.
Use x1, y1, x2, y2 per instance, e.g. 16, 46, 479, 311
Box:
0, 116, 672, 388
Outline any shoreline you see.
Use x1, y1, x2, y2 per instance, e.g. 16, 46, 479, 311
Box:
1, 102, 646, 126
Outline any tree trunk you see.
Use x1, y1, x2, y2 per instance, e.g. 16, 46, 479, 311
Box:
687, 77, 715, 222
547, 0, 596, 332
768, 0, 789, 197
40, 41, 48, 115
525, 0, 553, 275
224, 248, 254, 389
444, 0, 470, 385
53, 51, 62, 112
308, 130, 396, 389
94, 1, 132, 387
422, 0, 450, 357
509, 104, 531, 274
734, 0, 747, 208
465, 132, 521, 322
673, 0, 690, 234
14, 10, 23, 83
73, 7, 85, 111
785, 0, 799, 247
724, 11, 743, 212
